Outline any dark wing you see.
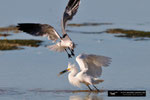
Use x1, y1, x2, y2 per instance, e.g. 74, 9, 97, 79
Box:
17, 23, 61, 42
61, 0, 80, 34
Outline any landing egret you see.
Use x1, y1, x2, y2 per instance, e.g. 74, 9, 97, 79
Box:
17, 0, 80, 58
59, 53, 111, 91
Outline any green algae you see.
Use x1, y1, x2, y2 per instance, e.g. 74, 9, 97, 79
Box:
0, 39, 43, 51
106, 28, 150, 38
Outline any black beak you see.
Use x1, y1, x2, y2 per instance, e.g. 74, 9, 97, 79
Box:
58, 69, 68, 76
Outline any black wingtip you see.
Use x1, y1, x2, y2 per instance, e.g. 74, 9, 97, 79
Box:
16, 23, 42, 35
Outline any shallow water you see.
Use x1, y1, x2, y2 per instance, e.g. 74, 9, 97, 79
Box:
0, 0, 150, 100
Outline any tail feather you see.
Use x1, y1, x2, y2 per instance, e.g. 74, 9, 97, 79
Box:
47, 44, 66, 52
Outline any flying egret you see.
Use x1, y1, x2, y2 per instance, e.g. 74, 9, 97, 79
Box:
59, 53, 111, 91
17, 0, 80, 58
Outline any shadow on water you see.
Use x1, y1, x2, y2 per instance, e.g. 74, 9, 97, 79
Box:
67, 22, 113, 27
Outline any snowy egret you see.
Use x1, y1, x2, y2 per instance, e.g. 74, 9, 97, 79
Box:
59, 53, 111, 91
17, 0, 80, 58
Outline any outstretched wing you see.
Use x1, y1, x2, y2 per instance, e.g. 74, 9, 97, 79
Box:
17, 23, 61, 42
61, 0, 80, 34
76, 54, 111, 78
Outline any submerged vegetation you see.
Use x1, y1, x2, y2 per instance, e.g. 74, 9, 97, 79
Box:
0, 33, 12, 37
0, 26, 43, 51
106, 28, 150, 38
0, 39, 43, 51
68, 22, 113, 27
0, 25, 150, 51
0, 25, 19, 33
67, 29, 104, 34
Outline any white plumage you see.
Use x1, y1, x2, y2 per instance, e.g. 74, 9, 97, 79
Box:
59, 53, 111, 91
47, 35, 75, 52
47, 42, 66, 52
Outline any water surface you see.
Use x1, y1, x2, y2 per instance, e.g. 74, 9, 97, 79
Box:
0, 0, 150, 100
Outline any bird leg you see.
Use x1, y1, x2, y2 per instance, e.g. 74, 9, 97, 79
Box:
93, 85, 100, 92
86, 85, 93, 91
68, 48, 75, 56
65, 49, 72, 58
71, 49, 75, 56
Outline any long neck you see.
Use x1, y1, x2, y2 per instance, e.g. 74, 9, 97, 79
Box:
69, 67, 78, 77
68, 67, 81, 87
61, 18, 67, 35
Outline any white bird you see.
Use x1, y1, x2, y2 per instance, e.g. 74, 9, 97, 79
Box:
59, 53, 111, 91
17, 0, 80, 58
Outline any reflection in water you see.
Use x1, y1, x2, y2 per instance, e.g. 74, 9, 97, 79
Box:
70, 94, 103, 100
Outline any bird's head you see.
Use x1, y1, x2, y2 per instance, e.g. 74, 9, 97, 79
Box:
58, 63, 76, 76
69, 42, 76, 50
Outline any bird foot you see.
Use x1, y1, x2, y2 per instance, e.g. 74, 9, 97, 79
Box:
71, 52, 75, 56
89, 89, 93, 91
68, 54, 72, 58
87, 85, 93, 91
95, 89, 100, 92
93, 85, 100, 92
